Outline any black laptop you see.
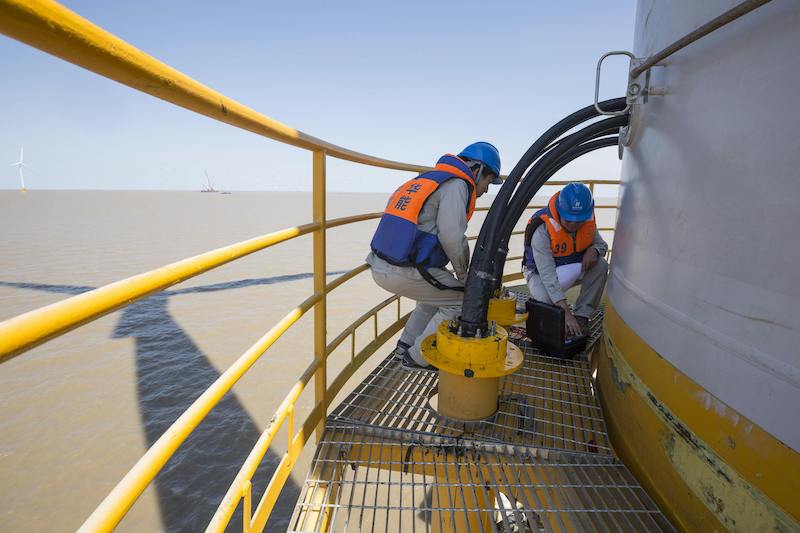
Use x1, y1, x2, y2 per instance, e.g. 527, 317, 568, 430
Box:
525, 299, 587, 358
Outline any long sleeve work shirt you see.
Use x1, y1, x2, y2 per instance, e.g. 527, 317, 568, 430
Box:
419, 179, 470, 280
529, 223, 608, 304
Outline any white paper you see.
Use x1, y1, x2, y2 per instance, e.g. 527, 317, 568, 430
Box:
556, 263, 582, 291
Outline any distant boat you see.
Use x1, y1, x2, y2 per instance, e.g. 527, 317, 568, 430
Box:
201, 169, 217, 192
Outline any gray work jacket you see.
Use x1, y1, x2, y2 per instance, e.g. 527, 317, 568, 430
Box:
524, 223, 608, 303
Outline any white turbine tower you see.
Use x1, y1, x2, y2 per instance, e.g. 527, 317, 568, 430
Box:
201, 169, 217, 192
9, 147, 27, 192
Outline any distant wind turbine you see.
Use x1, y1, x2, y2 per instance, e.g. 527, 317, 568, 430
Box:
201, 169, 217, 192
9, 147, 27, 192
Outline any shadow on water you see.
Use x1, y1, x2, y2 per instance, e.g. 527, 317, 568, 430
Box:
1, 271, 344, 531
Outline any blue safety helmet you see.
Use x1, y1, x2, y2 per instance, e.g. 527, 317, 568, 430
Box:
458, 142, 502, 184
556, 183, 594, 222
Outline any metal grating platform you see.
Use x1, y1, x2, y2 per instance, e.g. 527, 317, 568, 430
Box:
291, 294, 674, 532
327, 310, 608, 457
327, 338, 610, 456
291, 427, 673, 532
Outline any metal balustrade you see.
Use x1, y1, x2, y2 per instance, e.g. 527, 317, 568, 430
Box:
0, 2, 622, 531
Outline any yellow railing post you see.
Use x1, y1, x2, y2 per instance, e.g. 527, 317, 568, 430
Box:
242, 480, 252, 533
313, 150, 327, 442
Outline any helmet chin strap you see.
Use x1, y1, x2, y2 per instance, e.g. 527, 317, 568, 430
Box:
469, 161, 485, 182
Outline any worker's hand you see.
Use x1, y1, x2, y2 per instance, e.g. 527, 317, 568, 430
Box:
581, 247, 599, 273
558, 300, 582, 337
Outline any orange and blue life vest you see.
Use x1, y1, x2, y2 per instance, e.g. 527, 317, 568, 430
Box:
370, 154, 476, 269
522, 192, 596, 273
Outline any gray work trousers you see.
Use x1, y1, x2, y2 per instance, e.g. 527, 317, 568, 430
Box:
370, 266, 463, 366
526, 257, 609, 318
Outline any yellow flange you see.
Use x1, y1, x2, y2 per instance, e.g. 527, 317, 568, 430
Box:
421, 321, 523, 421
421, 321, 523, 378
487, 295, 528, 326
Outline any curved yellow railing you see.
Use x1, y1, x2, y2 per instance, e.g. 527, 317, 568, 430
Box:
0, 2, 622, 532
0, 1, 427, 173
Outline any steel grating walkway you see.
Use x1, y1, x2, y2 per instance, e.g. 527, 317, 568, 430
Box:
291, 291, 674, 532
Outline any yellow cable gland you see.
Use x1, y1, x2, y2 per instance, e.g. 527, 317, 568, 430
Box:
421, 321, 524, 421
486, 294, 528, 326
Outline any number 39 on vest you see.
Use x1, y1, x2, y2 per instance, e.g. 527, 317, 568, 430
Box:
522, 191, 596, 273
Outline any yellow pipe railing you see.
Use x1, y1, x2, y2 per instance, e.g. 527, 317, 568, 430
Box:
312, 151, 328, 442
77, 261, 383, 533
0, 211, 382, 365
0, 0, 427, 173
0, 222, 315, 363
207, 296, 408, 532
78, 291, 318, 532
251, 305, 410, 532
0, 2, 623, 532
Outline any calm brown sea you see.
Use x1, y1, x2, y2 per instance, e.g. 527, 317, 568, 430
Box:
0, 190, 615, 532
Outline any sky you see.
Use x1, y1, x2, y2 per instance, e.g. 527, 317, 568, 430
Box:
0, 1, 636, 192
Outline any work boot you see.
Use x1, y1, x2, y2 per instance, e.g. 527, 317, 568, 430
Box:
401, 352, 438, 372
390, 341, 411, 361
575, 316, 590, 335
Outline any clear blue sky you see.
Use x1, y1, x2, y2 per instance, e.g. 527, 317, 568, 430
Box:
1, 1, 636, 191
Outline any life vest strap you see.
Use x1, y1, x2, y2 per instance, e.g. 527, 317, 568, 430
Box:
416, 266, 465, 292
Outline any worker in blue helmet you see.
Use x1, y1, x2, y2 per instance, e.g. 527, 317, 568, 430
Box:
368, 142, 501, 370
458, 141, 503, 186
522, 183, 609, 337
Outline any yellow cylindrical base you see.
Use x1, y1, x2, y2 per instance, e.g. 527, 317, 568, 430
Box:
437, 371, 500, 421
487, 293, 527, 326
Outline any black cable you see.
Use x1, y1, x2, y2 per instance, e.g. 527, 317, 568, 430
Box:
465, 97, 628, 306
499, 122, 624, 243
490, 136, 621, 286
460, 112, 628, 334
494, 119, 627, 288
489, 135, 619, 289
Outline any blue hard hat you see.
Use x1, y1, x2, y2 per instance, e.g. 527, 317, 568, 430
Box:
458, 142, 502, 184
556, 183, 594, 222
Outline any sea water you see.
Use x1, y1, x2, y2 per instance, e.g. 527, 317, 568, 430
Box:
0, 190, 616, 532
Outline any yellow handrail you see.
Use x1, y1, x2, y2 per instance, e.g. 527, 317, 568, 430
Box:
77, 263, 377, 532
0, 0, 427, 173
77, 293, 320, 532
0, 212, 380, 364
251, 302, 410, 532
0, 2, 623, 531
0, 223, 313, 363
207, 296, 406, 531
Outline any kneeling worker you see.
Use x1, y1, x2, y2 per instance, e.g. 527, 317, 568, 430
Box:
367, 142, 501, 369
522, 183, 608, 337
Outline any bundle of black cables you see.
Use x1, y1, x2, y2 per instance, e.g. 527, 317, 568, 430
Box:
458, 98, 629, 337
